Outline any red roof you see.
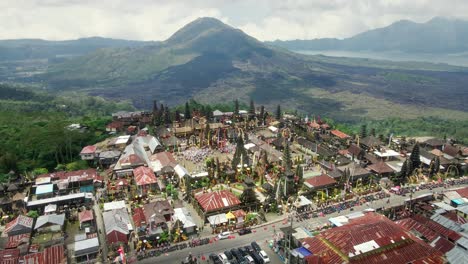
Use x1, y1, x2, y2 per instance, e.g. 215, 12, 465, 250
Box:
20, 252, 43, 264
233, 209, 246, 218
120, 154, 145, 166
368, 161, 394, 174
330, 130, 350, 139
132, 207, 146, 228
309, 121, 320, 129
3, 215, 33, 235
133, 166, 157, 186
78, 210, 94, 223
6, 233, 30, 249
196, 190, 241, 212
0, 249, 19, 264
338, 149, 349, 156
454, 186, 468, 198
43, 245, 66, 264
106, 121, 123, 129
304, 174, 336, 189
150, 152, 177, 167
80, 145, 96, 154
301, 213, 444, 264
411, 214, 462, 241
37, 169, 101, 183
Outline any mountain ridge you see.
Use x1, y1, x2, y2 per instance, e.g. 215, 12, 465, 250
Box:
267, 17, 468, 53
12, 17, 468, 122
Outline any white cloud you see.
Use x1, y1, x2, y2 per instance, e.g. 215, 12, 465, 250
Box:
0, 0, 468, 41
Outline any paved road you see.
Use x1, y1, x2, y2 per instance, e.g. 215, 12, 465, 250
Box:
139, 222, 283, 264
94, 189, 108, 263
138, 184, 467, 264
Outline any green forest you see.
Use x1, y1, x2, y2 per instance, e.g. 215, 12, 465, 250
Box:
1, 83, 467, 183
0, 84, 134, 182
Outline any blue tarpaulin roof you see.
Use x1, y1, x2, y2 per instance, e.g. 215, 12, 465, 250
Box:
296, 247, 312, 257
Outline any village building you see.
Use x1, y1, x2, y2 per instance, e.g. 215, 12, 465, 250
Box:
2, 215, 33, 236
103, 208, 132, 245
78, 210, 95, 231
19, 244, 66, 264
34, 213, 65, 233
74, 236, 99, 263
304, 174, 337, 198
173, 208, 197, 235
133, 166, 158, 195
300, 213, 444, 264
195, 190, 241, 220
80, 145, 98, 161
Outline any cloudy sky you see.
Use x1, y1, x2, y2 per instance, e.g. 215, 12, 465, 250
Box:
1, 0, 468, 41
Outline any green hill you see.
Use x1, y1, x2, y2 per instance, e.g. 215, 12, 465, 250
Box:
41, 17, 468, 122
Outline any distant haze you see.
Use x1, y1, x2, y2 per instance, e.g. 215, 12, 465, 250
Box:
295, 51, 468, 68
2, 0, 468, 41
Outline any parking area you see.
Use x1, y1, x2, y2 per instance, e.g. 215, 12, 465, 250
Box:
207, 240, 280, 264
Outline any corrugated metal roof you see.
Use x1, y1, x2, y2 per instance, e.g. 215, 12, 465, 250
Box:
445, 246, 467, 264
34, 214, 65, 230
196, 190, 240, 212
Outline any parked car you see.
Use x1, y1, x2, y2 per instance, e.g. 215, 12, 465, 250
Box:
244, 245, 254, 253
218, 231, 231, 240
258, 251, 270, 263
218, 253, 229, 264
251, 241, 261, 252
231, 248, 244, 261
239, 228, 252, 235
238, 247, 249, 257
245, 255, 255, 264
250, 251, 264, 264
209, 253, 223, 264
224, 250, 234, 260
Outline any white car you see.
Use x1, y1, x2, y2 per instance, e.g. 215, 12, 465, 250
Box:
217, 231, 231, 240
245, 255, 255, 263
218, 253, 229, 263
259, 250, 270, 263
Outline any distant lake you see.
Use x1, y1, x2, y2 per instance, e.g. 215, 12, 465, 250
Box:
294, 50, 468, 67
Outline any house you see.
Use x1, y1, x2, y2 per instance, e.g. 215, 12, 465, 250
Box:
80, 145, 97, 160
36, 168, 102, 194
149, 151, 178, 175
395, 215, 459, 254
360, 135, 382, 150
173, 208, 197, 234
133, 166, 158, 195
106, 121, 124, 132
367, 161, 395, 177
74, 237, 99, 263
330, 129, 350, 140
103, 208, 132, 244
103, 200, 126, 212
304, 174, 337, 194
140, 200, 175, 237
34, 213, 65, 232
2, 215, 33, 236
98, 150, 121, 167
78, 210, 94, 230
195, 190, 241, 220
19, 244, 66, 264
301, 213, 444, 264
424, 138, 446, 150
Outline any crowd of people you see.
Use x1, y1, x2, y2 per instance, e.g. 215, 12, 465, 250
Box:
180, 147, 214, 164
393, 177, 468, 196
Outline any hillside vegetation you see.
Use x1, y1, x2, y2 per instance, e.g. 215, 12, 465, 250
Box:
0, 84, 133, 175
